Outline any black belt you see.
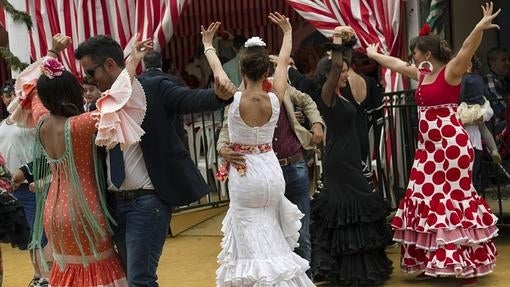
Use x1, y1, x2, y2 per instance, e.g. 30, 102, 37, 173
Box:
278, 152, 304, 166
110, 189, 154, 201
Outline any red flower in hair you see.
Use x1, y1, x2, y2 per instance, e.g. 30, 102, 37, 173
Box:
419, 23, 431, 36
40, 57, 65, 79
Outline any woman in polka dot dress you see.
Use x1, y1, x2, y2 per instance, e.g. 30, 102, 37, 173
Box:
366, 3, 501, 286
8, 35, 151, 286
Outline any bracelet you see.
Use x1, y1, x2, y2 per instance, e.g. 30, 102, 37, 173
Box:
203, 47, 216, 55
48, 49, 58, 55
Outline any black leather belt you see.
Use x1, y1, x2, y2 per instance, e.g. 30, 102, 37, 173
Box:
278, 152, 304, 166
110, 189, 154, 201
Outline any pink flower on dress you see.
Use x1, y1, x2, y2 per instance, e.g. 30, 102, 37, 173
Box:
40, 57, 65, 79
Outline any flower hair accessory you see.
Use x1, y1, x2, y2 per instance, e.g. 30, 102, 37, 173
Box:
244, 36, 266, 48
40, 57, 65, 79
419, 23, 431, 36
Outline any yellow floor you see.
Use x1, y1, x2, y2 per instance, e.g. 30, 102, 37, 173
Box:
2, 210, 510, 287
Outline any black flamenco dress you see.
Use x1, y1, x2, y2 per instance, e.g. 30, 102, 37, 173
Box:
311, 94, 393, 285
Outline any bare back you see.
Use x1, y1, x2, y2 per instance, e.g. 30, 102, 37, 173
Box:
39, 116, 67, 159
238, 90, 273, 128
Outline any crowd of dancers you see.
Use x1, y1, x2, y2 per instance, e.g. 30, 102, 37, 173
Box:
0, 2, 505, 287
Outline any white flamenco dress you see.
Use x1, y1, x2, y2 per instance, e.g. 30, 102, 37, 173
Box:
216, 91, 314, 287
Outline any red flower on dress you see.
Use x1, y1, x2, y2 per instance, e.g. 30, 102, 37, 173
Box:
40, 57, 65, 79
215, 143, 272, 181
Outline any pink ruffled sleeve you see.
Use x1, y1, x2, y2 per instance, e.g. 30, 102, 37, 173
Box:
93, 69, 146, 150
8, 57, 51, 128
9, 57, 146, 150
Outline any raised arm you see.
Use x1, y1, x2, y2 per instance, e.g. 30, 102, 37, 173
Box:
201, 22, 236, 101
126, 39, 154, 81
321, 27, 355, 106
366, 43, 419, 81
446, 2, 500, 84
269, 12, 292, 103
202, 22, 229, 83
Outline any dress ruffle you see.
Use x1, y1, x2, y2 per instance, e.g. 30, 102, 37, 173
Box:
392, 192, 498, 277
217, 197, 313, 287
9, 57, 146, 150
311, 191, 393, 285
49, 254, 127, 286
94, 70, 146, 150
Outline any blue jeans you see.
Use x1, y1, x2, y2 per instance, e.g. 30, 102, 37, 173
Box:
110, 193, 171, 287
281, 159, 311, 263
13, 184, 47, 247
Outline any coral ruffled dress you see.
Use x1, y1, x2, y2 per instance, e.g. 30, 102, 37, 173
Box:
9, 57, 146, 286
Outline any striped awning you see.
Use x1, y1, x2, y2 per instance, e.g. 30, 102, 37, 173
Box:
286, 0, 404, 92
167, 0, 302, 71
1, 0, 187, 77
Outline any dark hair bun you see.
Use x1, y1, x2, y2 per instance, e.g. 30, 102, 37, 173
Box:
240, 46, 270, 81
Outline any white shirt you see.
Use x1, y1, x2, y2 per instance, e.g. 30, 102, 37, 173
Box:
0, 118, 36, 170
465, 100, 494, 150
106, 143, 154, 191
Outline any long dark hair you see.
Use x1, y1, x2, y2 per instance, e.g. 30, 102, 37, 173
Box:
37, 71, 84, 117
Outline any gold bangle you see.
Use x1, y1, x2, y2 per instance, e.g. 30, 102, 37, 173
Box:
203, 47, 216, 55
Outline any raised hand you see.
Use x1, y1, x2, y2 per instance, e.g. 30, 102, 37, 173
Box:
333, 26, 356, 40
476, 2, 501, 31
366, 43, 381, 58
130, 38, 154, 62
201, 22, 221, 47
51, 33, 72, 54
268, 12, 291, 33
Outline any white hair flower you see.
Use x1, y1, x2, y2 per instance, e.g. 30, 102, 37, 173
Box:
244, 36, 266, 48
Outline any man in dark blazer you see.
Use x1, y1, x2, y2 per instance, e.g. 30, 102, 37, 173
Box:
75, 37, 235, 287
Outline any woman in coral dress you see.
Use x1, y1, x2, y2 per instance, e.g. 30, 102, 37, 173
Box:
9, 34, 152, 286
366, 3, 500, 285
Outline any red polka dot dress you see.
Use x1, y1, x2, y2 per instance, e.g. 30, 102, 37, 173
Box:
391, 68, 498, 278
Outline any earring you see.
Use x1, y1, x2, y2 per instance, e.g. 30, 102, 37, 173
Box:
418, 60, 434, 74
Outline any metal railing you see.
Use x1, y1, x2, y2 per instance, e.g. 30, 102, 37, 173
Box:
179, 91, 510, 224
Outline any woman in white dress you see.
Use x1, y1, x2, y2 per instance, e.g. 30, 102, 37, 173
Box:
201, 13, 315, 286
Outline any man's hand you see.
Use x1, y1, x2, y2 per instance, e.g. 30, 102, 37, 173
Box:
219, 146, 245, 167
215, 76, 236, 101
311, 123, 324, 144
11, 169, 26, 190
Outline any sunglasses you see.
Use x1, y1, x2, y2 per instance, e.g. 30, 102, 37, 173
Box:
85, 63, 104, 78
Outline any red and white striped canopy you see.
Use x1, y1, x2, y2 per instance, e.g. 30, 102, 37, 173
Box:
1, 0, 404, 91
1, 0, 186, 77
167, 0, 302, 72
286, 0, 404, 92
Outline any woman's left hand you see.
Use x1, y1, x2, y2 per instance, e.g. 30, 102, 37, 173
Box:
201, 22, 221, 47
476, 2, 501, 31
269, 12, 291, 33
